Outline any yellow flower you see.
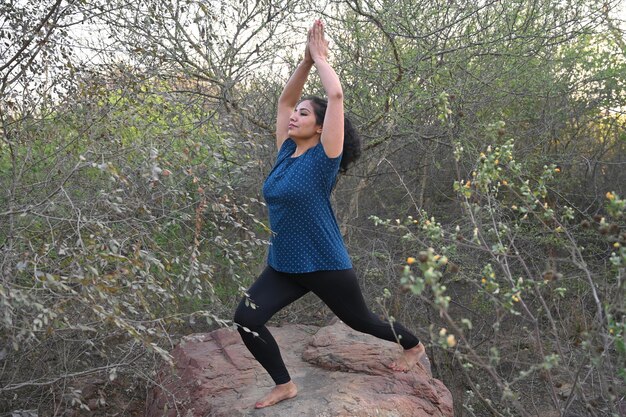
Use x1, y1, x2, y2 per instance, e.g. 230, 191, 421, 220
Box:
481, 278, 487, 284
407, 257, 416, 265
464, 180, 471, 188
502, 180, 508, 186
554, 167, 561, 173
614, 242, 621, 248
439, 328, 447, 337
512, 295, 520, 302
606, 191, 615, 201
446, 334, 457, 347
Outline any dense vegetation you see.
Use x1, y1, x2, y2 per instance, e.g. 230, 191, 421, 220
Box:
1, 1, 625, 415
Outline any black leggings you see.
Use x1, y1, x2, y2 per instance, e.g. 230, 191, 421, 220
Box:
233, 266, 420, 385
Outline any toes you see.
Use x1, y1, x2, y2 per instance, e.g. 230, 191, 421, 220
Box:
254, 386, 297, 409
389, 362, 408, 372
256, 401, 274, 409
254, 398, 272, 409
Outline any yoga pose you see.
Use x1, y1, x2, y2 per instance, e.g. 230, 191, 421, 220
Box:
233, 20, 425, 409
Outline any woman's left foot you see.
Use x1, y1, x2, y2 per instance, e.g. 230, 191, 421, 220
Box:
389, 342, 425, 373
254, 381, 298, 409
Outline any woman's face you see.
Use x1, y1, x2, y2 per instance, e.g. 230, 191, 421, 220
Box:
288, 100, 322, 140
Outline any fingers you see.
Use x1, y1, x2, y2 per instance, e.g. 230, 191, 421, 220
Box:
317, 19, 325, 42
310, 19, 324, 42
310, 20, 327, 49
305, 27, 312, 55
309, 21, 317, 43
316, 18, 323, 33
307, 19, 329, 62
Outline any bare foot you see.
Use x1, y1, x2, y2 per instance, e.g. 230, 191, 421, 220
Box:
254, 381, 298, 409
388, 342, 426, 373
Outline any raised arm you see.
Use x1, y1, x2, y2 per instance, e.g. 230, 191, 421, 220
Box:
309, 20, 344, 158
275, 32, 314, 149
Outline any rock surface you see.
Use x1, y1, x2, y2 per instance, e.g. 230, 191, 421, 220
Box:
145, 321, 453, 417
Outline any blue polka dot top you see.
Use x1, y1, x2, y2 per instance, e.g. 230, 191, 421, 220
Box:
262, 138, 352, 273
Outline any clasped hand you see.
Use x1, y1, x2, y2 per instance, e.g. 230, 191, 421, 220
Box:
305, 19, 329, 64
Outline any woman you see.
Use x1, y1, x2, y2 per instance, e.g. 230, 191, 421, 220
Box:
233, 20, 425, 409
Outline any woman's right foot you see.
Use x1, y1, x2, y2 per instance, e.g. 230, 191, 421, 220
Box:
254, 380, 298, 409
388, 342, 426, 373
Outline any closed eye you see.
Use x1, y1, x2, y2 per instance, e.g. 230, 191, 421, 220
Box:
294, 107, 310, 115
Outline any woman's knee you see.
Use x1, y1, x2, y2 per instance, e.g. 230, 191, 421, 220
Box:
233, 297, 265, 330
233, 299, 250, 327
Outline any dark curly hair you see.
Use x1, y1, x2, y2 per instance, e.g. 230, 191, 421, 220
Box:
299, 95, 362, 173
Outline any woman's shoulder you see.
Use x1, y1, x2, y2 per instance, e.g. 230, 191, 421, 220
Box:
279, 137, 296, 150
314, 139, 342, 162
277, 138, 296, 157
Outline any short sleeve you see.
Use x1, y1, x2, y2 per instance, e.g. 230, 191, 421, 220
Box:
311, 142, 342, 192
275, 138, 296, 165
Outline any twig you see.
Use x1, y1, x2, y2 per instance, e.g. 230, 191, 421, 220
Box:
0, 357, 140, 392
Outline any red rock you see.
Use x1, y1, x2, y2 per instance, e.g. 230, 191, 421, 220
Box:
145, 322, 453, 417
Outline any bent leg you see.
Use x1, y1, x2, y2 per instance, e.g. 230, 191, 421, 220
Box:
233, 266, 308, 384
300, 269, 420, 349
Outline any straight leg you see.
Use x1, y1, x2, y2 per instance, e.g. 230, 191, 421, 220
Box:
298, 268, 420, 349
